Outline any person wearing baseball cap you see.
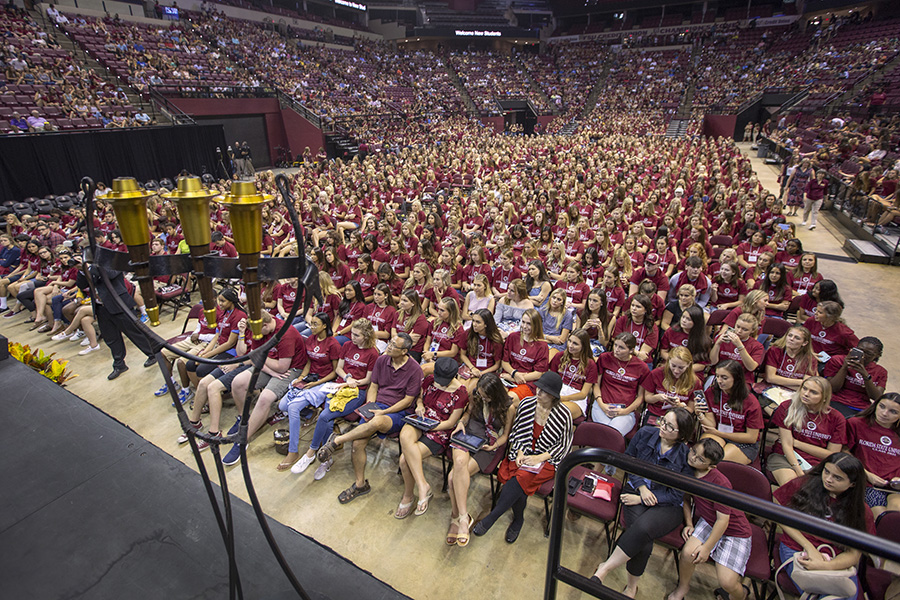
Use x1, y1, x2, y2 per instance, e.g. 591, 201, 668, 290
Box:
395, 357, 467, 519
629, 252, 670, 300
472, 371, 573, 543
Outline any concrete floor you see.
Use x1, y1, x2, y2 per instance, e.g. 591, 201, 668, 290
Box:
3, 142, 898, 600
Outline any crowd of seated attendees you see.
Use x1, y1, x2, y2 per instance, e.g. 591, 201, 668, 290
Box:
198, 0, 370, 33
0, 7, 153, 133
449, 51, 551, 115
521, 41, 610, 116
3, 118, 899, 599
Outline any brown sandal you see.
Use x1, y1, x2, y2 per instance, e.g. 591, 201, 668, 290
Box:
456, 513, 472, 547
446, 515, 460, 545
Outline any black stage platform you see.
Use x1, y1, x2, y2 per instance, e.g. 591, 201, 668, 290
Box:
0, 358, 408, 600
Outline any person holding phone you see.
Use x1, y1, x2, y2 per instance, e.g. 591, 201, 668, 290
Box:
395, 358, 468, 519
641, 347, 702, 427
446, 373, 517, 547
709, 314, 764, 385
846, 392, 900, 517
768, 377, 846, 486
825, 337, 887, 417
697, 360, 764, 465
773, 453, 875, 600
591, 407, 695, 597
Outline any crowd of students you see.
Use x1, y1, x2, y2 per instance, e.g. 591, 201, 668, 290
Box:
1, 126, 897, 599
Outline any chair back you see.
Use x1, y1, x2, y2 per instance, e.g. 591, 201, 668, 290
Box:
182, 302, 204, 334
876, 511, 900, 543
762, 317, 792, 339
707, 309, 731, 328
573, 422, 626, 454
717, 460, 773, 502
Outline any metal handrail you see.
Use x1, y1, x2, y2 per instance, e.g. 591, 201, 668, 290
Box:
148, 87, 197, 125
545, 448, 900, 600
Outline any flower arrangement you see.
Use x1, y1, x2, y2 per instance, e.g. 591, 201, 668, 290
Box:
8, 342, 77, 386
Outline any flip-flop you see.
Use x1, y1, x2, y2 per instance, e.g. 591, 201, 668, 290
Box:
456, 513, 472, 547
713, 585, 751, 600
446, 515, 460, 545
414, 490, 433, 516
276, 459, 297, 472
394, 499, 414, 519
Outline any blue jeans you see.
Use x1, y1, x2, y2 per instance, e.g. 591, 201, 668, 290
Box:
279, 386, 331, 453
308, 389, 367, 451
51, 294, 73, 322
335, 335, 351, 346
292, 317, 311, 337
778, 542, 859, 600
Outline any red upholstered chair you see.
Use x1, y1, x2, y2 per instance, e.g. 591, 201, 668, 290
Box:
861, 511, 900, 600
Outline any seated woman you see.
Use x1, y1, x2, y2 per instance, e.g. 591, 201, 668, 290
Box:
275, 312, 342, 471
722, 289, 767, 332
500, 308, 550, 402
612, 294, 659, 363
285, 319, 379, 479
641, 347, 702, 427
698, 359, 764, 465
333, 281, 367, 345
363, 283, 398, 351
763, 325, 818, 390
523, 259, 552, 307
757, 262, 793, 318
472, 371, 573, 543
421, 297, 466, 372
461, 273, 494, 323
773, 453, 875, 600
591, 332, 650, 436
590, 407, 695, 597
459, 308, 504, 393
709, 313, 764, 386
825, 337, 887, 417
395, 358, 468, 519
577, 287, 611, 356
846, 392, 900, 517
446, 373, 517, 547
768, 377, 846, 486
493, 278, 534, 335
549, 328, 598, 419
538, 288, 574, 354
393, 290, 430, 362
803, 301, 859, 362
659, 305, 711, 373
795, 279, 842, 324
660, 283, 696, 331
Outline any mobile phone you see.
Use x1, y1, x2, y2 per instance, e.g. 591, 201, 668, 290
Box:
848, 348, 864, 362
568, 476, 581, 496
581, 476, 596, 494
778, 223, 791, 231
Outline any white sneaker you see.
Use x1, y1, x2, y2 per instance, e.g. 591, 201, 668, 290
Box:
291, 453, 316, 474
71, 330, 85, 341
78, 345, 101, 355
808, 225, 816, 230
800, 221, 807, 226
51, 331, 72, 341
313, 458, 333, 480
80, 337, 91, 346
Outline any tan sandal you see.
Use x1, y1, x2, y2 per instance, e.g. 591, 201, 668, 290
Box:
456, 513, 472, 547
446, 515, 460, 545
394, 499, 414, 519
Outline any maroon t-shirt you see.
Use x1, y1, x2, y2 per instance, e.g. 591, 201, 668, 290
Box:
249, 320, 307, 370
763, 346, 814, 382
395, 313, 430, 353
603, 286, 627, 314
716, 337, 765, 385
770, 402, 847, 465
704, 388, 764, 434
774, 476, 875, 553
612, 316, 660, 352
502, 331, 550, 376
338, 342, 379, 386
370, 354, 423, 408
492, 265, 522, 293
337, 301, 367, 331
846, 417, 900, 481
802, 318, 859, 356
550, 353, 599, 391
464, 334, 504, 370
363, 303, 398, 335
303, 335, 341, 378
555, 280, 590, 305
427, 320, 466, 359
640, 367, 702, 418
824, 355, 888, 411
596, 352, 649, 406
419, 375, 469, 448
693, 468, 752, 538
659, 327, 690, 354
714, 278, 747, 306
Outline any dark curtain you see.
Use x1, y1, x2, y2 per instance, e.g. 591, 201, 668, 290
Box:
0, 124, 227, 203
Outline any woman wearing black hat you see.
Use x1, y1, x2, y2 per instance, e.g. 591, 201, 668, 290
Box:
472, 371, 574, 543
395, 357, 468, 519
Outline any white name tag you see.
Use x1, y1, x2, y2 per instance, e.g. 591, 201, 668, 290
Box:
476, 357, 487, 368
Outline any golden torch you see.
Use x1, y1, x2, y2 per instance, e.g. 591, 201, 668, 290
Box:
105, 177, 159, 326
161, 177, 218, 328
215, 181, 272, 339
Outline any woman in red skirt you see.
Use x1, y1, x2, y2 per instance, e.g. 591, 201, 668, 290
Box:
472, 371, 574, 543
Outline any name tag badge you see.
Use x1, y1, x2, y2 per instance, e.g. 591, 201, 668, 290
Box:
717, 423, 734, 434
372, 323, 379, 332
476, 357, 488, 368
429, 341, 440, 353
